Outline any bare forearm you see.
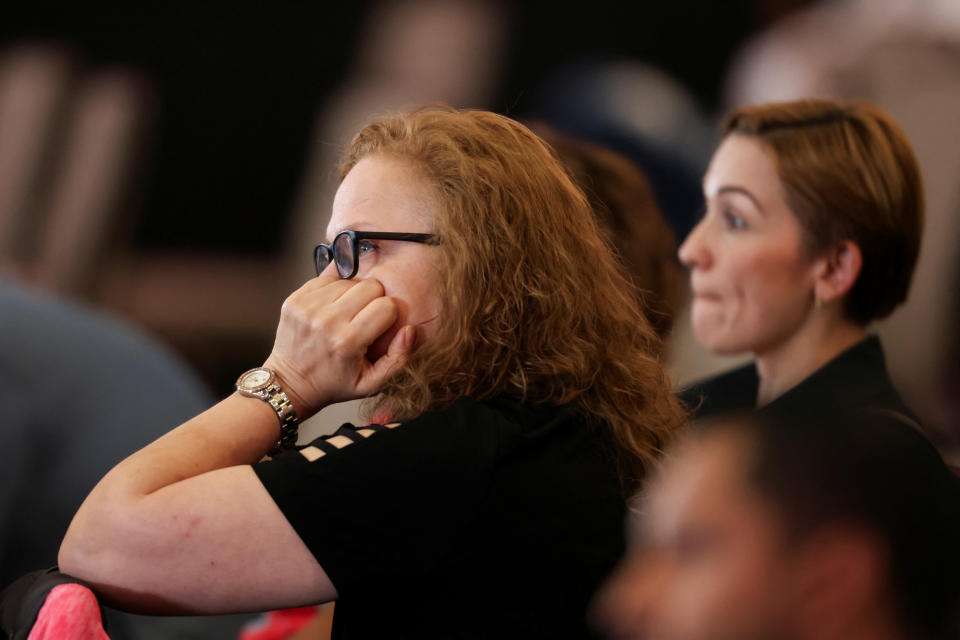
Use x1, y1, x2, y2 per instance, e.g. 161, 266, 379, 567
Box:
91, 393, 281, 495
59, 394, 289, 575
56, 276, 411, 610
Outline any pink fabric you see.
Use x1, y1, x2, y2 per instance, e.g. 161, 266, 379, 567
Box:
366, 411, 394, 426
27, 583, 109, 640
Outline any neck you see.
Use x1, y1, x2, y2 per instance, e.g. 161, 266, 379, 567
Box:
754, 312, 868, 407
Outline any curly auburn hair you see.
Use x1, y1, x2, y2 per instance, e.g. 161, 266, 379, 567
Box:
725, 99, 924, 325
340, 106, 686, 484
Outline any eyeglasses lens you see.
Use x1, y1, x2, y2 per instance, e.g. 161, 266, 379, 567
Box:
315, 246, 333, 275
333, 233, 355, 278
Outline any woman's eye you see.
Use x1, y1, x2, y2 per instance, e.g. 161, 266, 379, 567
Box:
357, 239, 378, 256
723, 210, 746, 230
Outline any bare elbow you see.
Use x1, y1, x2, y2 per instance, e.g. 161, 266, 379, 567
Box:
58, 519, 105, 581
57, 513, 174, 613
57, 502, 143, 588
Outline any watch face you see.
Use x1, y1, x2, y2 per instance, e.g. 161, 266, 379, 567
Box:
240, 368, 272, 390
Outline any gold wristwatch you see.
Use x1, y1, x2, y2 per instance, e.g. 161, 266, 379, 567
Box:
236, 367, 299, 455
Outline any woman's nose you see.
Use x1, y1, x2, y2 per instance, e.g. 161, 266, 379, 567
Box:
677, 219, 712, 270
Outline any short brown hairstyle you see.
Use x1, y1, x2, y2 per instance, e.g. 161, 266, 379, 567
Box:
724, 99, 924, 324
340, 106, 686, 485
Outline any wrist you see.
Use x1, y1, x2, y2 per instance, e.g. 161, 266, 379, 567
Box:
275, 378, 312, 419
235, 367, 300, 455
261, 356, 329, 417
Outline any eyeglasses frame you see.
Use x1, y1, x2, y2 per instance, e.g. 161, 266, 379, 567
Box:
313, 230, 436, 279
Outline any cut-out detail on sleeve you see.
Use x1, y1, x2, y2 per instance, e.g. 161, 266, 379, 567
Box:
300, 446, 326, 462
326, 435, 354, 449
296, 421, 407, 463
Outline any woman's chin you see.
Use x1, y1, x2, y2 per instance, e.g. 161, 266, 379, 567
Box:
692, 314, 720, 351
692, 320, 743, 356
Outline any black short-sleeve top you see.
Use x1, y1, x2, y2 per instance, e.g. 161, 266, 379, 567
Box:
252, 395, 626, 639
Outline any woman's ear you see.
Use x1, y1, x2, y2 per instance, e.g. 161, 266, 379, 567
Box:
813, 240, 862, 304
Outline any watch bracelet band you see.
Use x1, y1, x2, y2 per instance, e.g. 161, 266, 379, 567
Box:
262, 383, 299, 455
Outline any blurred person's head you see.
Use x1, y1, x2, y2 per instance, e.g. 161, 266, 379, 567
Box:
532, 125, 686, 344
593, 410, 960, 640
678, 98, 923, 355
334, 105, 685, 482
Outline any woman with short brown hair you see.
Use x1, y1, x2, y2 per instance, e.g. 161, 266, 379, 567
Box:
680, 98, 923, 420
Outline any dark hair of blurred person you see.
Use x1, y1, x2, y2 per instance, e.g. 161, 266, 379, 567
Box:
593, 409, 960, 640
533, 125, 686, 345
679, 98, 923, 420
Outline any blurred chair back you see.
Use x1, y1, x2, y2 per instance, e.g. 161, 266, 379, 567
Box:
0, 44, 150, 298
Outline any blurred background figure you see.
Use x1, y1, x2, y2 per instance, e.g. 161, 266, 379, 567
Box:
523, 60, 713, 245
0, 279, 254, 638
593, 410, 960, 640
533, 125, 687, 346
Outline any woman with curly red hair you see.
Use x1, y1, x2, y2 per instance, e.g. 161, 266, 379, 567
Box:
57, 106, 685, 638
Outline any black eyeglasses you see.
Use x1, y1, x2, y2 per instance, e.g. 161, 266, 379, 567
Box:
314, 230, 436, 279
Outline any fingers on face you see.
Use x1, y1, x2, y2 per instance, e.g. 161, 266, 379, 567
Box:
284, 277, 396, 359
350, 296, 399, 348
284, 275, 344, 313
285, 277, 373, 318
333, 278, 386, 319
299, 273, 340, 296
313, 273, 340, 286
356, 325, 415, 396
